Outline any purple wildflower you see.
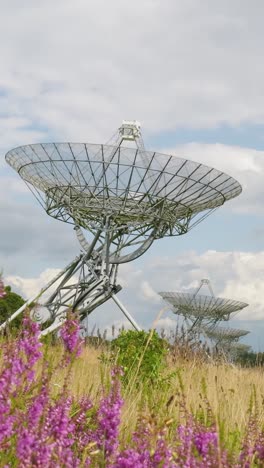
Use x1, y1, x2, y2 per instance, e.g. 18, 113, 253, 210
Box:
60, 312, 83, 357
96, 367, 124, 459
111, 449, 148, 467
27, 386, 49, 427
0, 315, 42, 447
16, 389, 79, 466
116, 412, 175, 467
177, 418, 196, 466
194, 430, 218, 456
239, 396, 260, 467
16, 429, 40, 464
255, 431, 264, 461
71, 396, 94, 451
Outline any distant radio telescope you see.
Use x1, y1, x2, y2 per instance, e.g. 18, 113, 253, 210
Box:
202, 324, 250, 357
159, 279, 248, 331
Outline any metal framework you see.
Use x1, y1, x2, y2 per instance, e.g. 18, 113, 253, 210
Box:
202, 325, 249, 343
202, 324, 250, 354
159, 279, 248, 333
2, 122, 242, 334
207, 327, 251, 360
228, 343, 251, 354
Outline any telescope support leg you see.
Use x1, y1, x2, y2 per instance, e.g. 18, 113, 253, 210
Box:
111, 294, 141, 331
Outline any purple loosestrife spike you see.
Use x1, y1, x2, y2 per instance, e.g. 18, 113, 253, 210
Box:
27, 383, 49, 428
194, 430, 218, 456
71, 397, 95, 451
96, 367, 123, 459
47, 397, 75, 443
176, 421, 195, 465
110, 449, 149, 467
0, 316, 42, 448
60, 313, 83, 359
16, 429, 40, 465
16, 394, 79, 466
255, 443, 264, 461
152, 437, 175, 467
125, 413, 176, 467
254, 429, 264, 462
239, 408, 259, 466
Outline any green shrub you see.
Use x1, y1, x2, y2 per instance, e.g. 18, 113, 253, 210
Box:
110, 329, 168, 385
0, 285, 25, 330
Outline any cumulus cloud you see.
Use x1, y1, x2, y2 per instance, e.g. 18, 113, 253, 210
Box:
0, 0, 264, 146
117, 263, 143, 289
7, 268, 62, 298
140, 281, 161, 304
0, 168, 79, 276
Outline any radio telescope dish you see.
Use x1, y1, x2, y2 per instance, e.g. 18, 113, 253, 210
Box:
205, 325, 251, 360
202, 325, 249, 342
159, 279, 248, 332
229, 343, 251, 353
3, 122, 242, 335
159, 291, 248, 320
6, 145, 241, 243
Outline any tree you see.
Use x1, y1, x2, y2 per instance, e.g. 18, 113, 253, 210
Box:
0, 285, 25, 328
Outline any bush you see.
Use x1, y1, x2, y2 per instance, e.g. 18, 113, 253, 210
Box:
110, 329, 168, 385
0, 285, 25, 330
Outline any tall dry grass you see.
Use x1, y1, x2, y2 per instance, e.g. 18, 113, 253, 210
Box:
45, 341, 264, 450
3, 324, 264, 454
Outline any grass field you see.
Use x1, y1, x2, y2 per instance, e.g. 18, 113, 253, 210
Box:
1, 317, 264, 466
59, 344, 264, 440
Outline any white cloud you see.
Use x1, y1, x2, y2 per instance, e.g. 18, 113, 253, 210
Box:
118, 264, 143, 289
6, 268, 61, 298
140, 280, 161, 304
0, 1, 264, 145
154, 316, 179, 331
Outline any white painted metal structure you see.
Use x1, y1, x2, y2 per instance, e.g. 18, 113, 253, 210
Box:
3, 123, 242, 334
160, 279, 248, 330
159, 279, 250, 357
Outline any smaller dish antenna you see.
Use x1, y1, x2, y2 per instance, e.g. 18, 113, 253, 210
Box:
159, 279, 250, 360
228, 342, 251, 354
159, 279, 248, 331
202, 325, 249, 342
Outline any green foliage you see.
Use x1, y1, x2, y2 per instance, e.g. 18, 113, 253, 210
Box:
110, 329, 168, 385
236, 350, 264, 367
0, 285, 25, 329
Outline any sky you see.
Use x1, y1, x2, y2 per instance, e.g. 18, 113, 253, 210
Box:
1, 0, 264, 350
